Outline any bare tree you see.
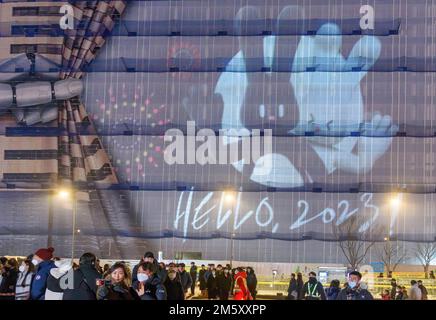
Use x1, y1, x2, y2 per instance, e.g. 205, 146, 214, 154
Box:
333, 215, 384, 271
376, 241, 408, 277
415, 243, 436, 279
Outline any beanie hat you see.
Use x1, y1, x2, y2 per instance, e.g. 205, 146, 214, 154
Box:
34, 247, 54, 261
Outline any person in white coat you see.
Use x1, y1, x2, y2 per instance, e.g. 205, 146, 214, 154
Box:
44, 259, 72, 300
408, 280, 422, 300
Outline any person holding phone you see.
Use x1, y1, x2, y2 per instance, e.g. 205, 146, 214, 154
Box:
96, 262, 138, 300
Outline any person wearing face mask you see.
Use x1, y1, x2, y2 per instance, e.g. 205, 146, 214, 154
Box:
15, 259, 34, 300
206, 268, 219, 300
302, 272, 326, 300
29, 247, 56, 300
131, 251, 159, 289
337, 271, 373, 300
164, 269, 184, 300
135, 262, 167, 300
217, 268, 232, 300
45, 259, 73, 300
0, 258, 18, 300
62, 253, 101, 300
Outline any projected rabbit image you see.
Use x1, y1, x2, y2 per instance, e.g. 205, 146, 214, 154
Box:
216, 6, 398, 189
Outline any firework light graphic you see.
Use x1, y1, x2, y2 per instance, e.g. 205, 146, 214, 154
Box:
93, 83, 171, 182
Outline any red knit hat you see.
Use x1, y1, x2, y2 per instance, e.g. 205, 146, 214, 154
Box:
34, 247, 54, 261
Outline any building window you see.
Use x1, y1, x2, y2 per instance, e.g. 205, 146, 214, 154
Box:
12, 6, 62, 17
4, 150, 58, 160
11, 25, 61, 36
3, 173, 55, 183
10, 44, 62, 55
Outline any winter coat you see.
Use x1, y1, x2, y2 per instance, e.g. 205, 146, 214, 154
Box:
97, 283, 139, 300
30, 260, 55, 300
199, 269, 207, 290
62, 265, 101, 300
0, 268, 18, 300
246, 272, 257, 298
287, 278, 298, 299
189, 265, 198, 282
326, 287, 340, 300
336, 286, 374, 300
408, 284, 422, 300
179, 271, 192, 293
216, 273, 232, 300
15, 271, 34, 300
233, 271, 251, 300
419, 284, 428, 300
207, 274, 219, 299
137, 274, 167, 300
164, 278, 185, 300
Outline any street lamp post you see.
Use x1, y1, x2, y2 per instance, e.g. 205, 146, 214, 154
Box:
230, 232, 235, 268
386, 193, 402, 276
57, 188, 77, 260
71, 190, 77, 260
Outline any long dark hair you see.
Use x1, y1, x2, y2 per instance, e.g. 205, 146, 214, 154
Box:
22, 259, 35, 273
329, 279, 340, 289
297, 272, 303, 283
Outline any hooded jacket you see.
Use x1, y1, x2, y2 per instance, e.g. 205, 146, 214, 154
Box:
233, 271, 251, 300
30, 260, 55, 300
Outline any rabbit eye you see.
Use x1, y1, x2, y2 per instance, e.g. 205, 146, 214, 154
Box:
259, 104, 265, 118
278, 104, 284, 118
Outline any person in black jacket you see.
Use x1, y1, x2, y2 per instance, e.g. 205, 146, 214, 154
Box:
246, 267, 257, 300
0, 258, 18, 300
206, 269, 219, 300
63, 253, 101, 300
302, 272, 326, 300
178, 263, 192, 297
198, 265, 207, 297
287, 273, 297, 300
164, 269, 184, 300
336, 271, 373, 300
189, 262, 197, 296
217, 268, 232, 300
296, 272, 304, 300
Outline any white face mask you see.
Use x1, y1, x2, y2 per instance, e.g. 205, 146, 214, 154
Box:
19, 265, 26, 273
137, 273, 149, 282
31, 259, 39, 266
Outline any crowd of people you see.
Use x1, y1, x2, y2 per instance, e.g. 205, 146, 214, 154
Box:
0, 247, 258, 300
287, 272, 430, 300
0, 247, 432, 300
